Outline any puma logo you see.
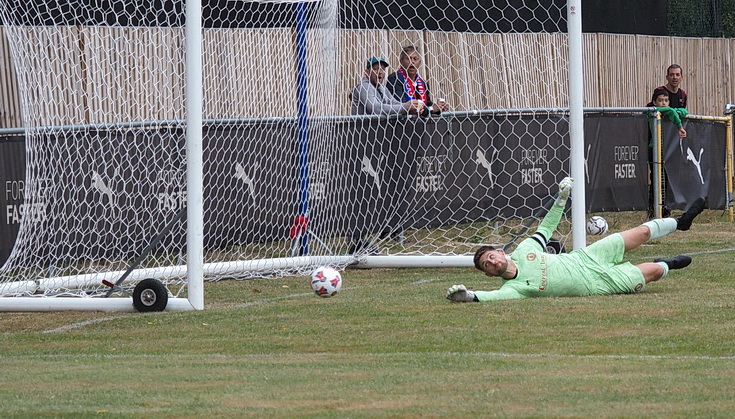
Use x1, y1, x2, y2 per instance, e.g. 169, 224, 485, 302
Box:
686, 147, 705, 184
234, 162, 256, 201
474, 148, 495, 188
361, 156, 381, 197
92, 171, 114, 205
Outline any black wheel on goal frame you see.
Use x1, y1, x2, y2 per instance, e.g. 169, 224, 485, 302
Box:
546, 238, 566, 254
132, 278, 169, 312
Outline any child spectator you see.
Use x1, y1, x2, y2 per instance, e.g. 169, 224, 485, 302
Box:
647, 90, 687, 138
646, 90, 688, 219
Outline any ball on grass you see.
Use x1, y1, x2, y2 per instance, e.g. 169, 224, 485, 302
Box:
309, 266, 342, 298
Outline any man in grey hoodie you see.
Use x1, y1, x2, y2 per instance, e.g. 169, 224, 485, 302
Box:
350, 56, 423, 115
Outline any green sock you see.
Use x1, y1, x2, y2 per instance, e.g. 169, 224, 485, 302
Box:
643, 218, 677, 241
656, 261, 670, 278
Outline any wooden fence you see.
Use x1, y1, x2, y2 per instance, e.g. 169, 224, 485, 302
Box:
0, 27, 733, 128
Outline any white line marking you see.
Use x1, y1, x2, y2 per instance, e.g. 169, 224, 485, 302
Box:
411, 278, 445, 285
1, 351, 734, 361
688, 247, 735, 256
233, 292, 314, 308
636, 247, 735, 262
43, 316, 123, 334
233, 287, 362, 308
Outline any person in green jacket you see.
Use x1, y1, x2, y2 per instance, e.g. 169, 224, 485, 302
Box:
446, 177, 705, 302
648, 89, 687, 139
647, 90, 688, 218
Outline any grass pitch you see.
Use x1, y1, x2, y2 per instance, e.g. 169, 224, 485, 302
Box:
1, 210, 735, 417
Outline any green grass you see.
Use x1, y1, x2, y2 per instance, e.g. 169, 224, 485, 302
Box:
1, 210, 735, 417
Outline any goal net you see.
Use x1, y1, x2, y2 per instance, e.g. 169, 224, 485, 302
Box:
0, 0, 572, 309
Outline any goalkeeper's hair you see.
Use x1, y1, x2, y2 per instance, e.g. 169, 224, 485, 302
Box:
473, 245, 497, 271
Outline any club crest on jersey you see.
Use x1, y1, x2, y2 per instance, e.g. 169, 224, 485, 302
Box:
527, 253, 536, 261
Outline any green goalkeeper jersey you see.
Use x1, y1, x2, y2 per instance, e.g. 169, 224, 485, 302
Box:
475, 203, 644, 302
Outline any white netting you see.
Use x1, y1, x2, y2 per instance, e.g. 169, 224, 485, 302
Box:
0, 1, 572, 301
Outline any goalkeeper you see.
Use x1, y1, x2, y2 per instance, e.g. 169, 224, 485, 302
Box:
447, 177, 705, 302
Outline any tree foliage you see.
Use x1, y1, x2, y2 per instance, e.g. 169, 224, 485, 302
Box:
668, 0, 735, 37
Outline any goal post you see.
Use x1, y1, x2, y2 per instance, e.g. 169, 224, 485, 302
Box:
0, 1, 582, 311
567, 0, 586, 250
185, 0, 205, 311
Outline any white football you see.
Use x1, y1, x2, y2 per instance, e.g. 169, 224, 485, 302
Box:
309, 266, 342, 298
586, 216, 608, 235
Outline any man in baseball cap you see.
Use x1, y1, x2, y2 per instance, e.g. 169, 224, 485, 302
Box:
350, 56, 423, 115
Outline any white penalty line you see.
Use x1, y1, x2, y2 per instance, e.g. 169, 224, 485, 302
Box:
44, 281, 440, 333
42, 316, 126, 334
636, 246, 735, 262
233, 278, 446, 309
40, 292, 321, 333
2, 351, 735, 362
686, 247, 735, 256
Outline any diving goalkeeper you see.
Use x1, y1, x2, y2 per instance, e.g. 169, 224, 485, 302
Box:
447, 177, 705, 302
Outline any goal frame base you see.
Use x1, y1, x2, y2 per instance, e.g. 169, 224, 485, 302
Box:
0, 255, 474, 312
0, 297, 196, 312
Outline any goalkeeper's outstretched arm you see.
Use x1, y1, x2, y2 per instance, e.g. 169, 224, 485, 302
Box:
532, 177, 573, 244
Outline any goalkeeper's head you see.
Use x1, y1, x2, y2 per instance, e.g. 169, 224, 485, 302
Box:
473, 245, 510, 277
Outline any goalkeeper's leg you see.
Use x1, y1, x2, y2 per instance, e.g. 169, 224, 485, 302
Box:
638, 255, 692, 283
620, 196, 705, 252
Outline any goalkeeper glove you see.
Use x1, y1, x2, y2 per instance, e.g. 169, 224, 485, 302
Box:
446, 284, 476, 302
555, 177, 574, 207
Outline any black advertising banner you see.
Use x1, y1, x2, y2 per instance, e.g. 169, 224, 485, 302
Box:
0, 113, 730, 266
24, 130, 189, 265
583, 113, 649, 212
314, 117, 416, 241
662, 119, 727, 210
408, 117, 456, 230
204, 122, 300, 247
0, 136, 24, 265
409, 116, 499, 231
492, 114, 570, 217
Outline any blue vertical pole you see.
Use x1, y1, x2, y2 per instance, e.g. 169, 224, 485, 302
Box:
296, 2, 310, 255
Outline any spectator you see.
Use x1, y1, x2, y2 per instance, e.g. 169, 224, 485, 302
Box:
386, 46, 449, 117
646, 90, 689, 219
348, 56, 422, 254
350, 56, 423, 116
652, 64, 687, 109
647, 90, 687, 139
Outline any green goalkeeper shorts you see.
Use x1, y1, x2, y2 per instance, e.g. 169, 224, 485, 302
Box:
576, 233, 646, 295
